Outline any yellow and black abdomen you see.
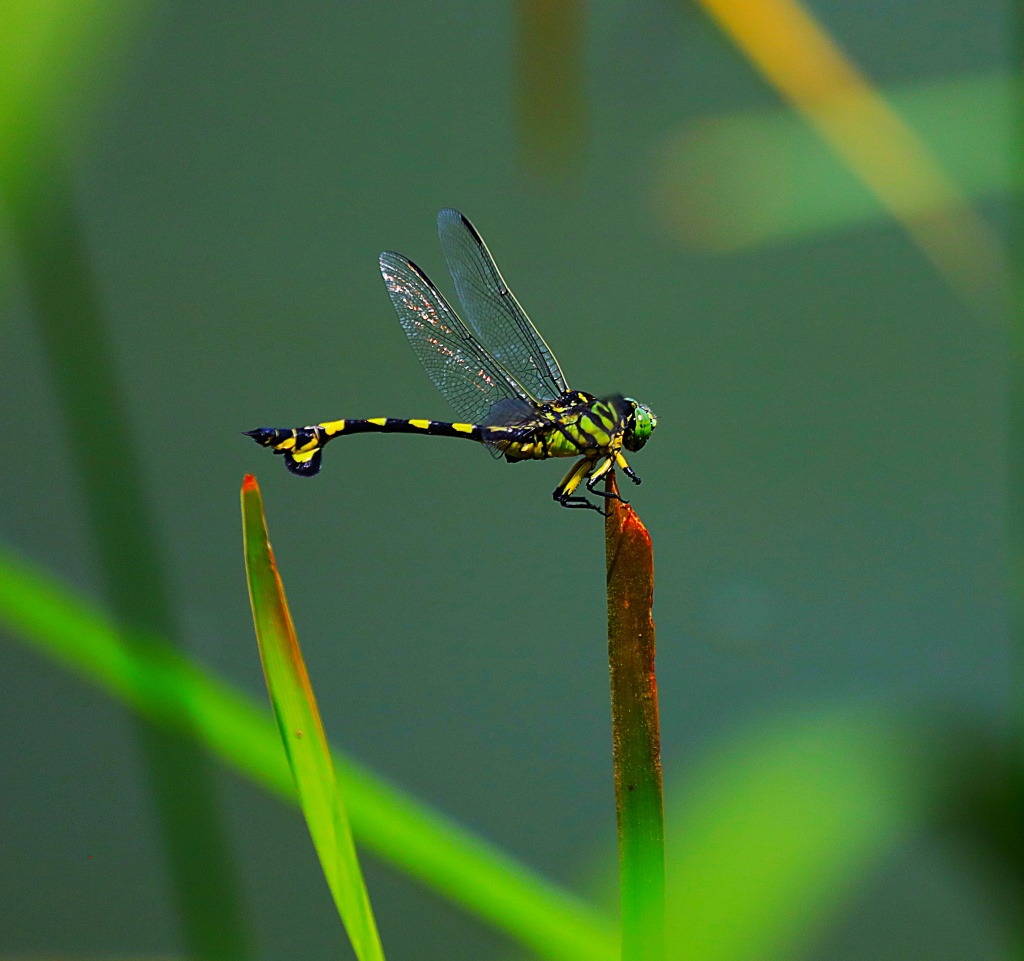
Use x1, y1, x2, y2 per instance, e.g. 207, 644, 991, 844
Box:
246, 417, 493, 476
245, 396, 629, 476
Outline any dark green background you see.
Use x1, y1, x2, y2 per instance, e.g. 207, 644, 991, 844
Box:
0, 1, 1010, 959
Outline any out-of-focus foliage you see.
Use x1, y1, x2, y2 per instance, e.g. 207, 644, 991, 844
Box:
663, 708, 932, 961
515, 0, 586, 179
0, 543, 618, 961
653, 72, 1012, 251
692, 0, 1002, 307
0, 0, 149, 190
1, 7, 254, 959
0, 541, 984, 961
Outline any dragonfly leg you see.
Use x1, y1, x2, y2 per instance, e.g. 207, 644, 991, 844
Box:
615, 451, 642, 485
553, 458, 606, 514
586, 456, 628, 504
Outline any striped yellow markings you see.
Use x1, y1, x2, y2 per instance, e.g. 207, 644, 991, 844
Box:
579, 415, 612, 445
292, 450, 316, 464
408, 419, 431, 430
693, 0, 1002, 307
452, 423, 474, 434
367, 418, 387, 426
276, 435, 297, 451
320, 419, 346, 435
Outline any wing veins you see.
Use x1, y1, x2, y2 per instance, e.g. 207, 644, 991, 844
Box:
437, 209, 569, 401
379, 251, 543, 425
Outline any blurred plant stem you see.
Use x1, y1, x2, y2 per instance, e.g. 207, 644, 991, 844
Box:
515, 0, 586, 181
605, 473, 665, 961
1011, 0, 1024, 949
1014, 5, 1024, 717
695, 0, 1003, 311
1, 146, 251, 960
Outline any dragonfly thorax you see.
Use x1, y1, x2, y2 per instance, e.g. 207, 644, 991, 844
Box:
498, 392, 626, 462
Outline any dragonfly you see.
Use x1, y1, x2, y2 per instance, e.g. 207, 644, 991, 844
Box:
245, 209, 657, 514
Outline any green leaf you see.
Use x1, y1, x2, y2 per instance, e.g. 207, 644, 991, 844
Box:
1, 8, 251, 956
663, 708, 931, 960
0, 0, 151, 191
0, 541, 617, 961
0, 529, 937, 961
241, 475, 385, 961
653, 70, 1013, 250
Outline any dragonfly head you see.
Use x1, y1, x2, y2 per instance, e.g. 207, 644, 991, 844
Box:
623, 399, 657, 452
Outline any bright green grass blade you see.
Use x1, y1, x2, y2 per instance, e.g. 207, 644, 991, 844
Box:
241, 475, 385, 961
0, 541, 618, 961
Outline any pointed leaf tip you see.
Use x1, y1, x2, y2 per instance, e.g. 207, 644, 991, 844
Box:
241, 480, 386, 961
622, 505, 652, 549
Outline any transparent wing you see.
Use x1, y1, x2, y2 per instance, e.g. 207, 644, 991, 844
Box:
379, 251, 539, 426
437, 209, 569, 403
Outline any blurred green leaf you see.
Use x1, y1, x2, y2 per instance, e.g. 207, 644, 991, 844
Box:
0, 541, 618, 961
525, 706, 939, 961
663, 708, 932, 960
242, 475, 385, 961
1, 8, 253, 958
689, 0, 1002, 306
1, 534, 954, 960
0, 0, 150, 189
653, 71, 1012, 251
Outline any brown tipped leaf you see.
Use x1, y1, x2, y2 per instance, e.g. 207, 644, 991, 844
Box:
605, 472, 665, 961
241, 475, 385, 961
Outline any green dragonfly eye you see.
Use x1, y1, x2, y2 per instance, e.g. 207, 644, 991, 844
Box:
624, 399, 657, 452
